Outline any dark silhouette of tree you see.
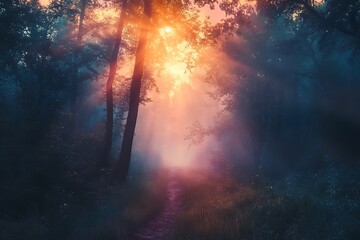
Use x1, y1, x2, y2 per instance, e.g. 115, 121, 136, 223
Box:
198, 0, 360, 177
111, 0, 221, 181
115, 0, 153, 181
103, 0, 128, 165
257, 0, 360, 45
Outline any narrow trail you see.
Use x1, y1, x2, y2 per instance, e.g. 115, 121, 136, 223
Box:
134, 174, 182, 240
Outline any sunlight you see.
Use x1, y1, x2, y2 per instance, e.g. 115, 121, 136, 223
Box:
135, 34, 219, 169
292, 0, 324, 20
28, 0, 49, 6
158, 41, 201, 100
314, 0, 324, 6
39, 0, 50, 6
106, 5, 217, 169
91, 7, 118, 23
137, 63, 221, 169
164, 62, 191, 99
160, 26, 174, 37
165, 26, 172, 33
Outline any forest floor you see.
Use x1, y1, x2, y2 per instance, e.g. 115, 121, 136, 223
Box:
129, 169, 262, 240
126, 166, 359, 240
1, 165, 358, 239
133, 170, 182, 240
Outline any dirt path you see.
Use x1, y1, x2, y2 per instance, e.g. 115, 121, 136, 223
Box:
134, 174, 182, 240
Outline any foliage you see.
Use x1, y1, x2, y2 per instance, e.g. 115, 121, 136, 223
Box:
172, 167, 360, 239
1, 0, 359, 238
195, 0, 360, 177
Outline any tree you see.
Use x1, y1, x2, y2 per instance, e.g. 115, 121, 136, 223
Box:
111, 0, 222, 181
256, 0, 360, 48
194, 0, 360, 177
103, 0, 128, 165
114, 0, 152, 181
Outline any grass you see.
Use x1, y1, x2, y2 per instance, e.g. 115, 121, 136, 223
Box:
2, 161, 359, 239
171, 167, 360, 240
66, 169, 170, 240
172, 171, 257, 240
0, 168, 170, 240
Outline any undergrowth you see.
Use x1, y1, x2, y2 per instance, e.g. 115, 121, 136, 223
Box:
172, 166, 360, 240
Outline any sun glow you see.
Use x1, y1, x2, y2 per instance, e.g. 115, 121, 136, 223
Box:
91, 7, 118, 23
160, 26, 174, 36
164, 62, 191, 99
39, 0, 50, 6
154, 25, 201, 100
314, 0, 324, 6
160, 42, 200, 100
165, 26, 172, 33
103, 5, 217, 169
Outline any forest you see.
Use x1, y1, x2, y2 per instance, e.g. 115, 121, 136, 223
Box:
1, 0, 360, 239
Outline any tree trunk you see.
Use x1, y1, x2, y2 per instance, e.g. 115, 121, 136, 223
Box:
103, 0, 128, 165
115, 0, 152, 181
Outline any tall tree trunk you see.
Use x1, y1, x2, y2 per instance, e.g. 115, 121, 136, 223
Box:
115, 0, 152, 181
70, 0, 86, 114
103, 0, 128, 165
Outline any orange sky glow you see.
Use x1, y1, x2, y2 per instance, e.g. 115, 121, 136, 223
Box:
39, 0, 50, 6
39, 0, 228, 169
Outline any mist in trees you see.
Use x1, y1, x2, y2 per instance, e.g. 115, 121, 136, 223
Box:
199, 0, 360, 175
1, 0, 359, 239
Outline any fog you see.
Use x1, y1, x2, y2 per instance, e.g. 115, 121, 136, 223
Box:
2, 1, 360, 239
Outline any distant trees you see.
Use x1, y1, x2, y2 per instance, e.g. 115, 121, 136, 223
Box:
0, 1, 110, 231
200, 0, 360, 176
255, 0, 360, 170
0, 0, 116, 161
0, 0, 68, 143
69, 0, 87, 115
258, 0, 360, 40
